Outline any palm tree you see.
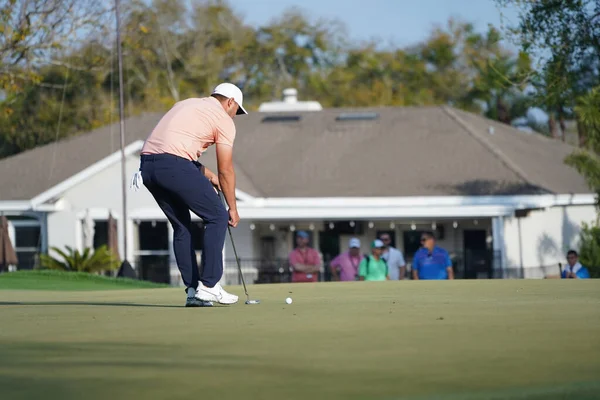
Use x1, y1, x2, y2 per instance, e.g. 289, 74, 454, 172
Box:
39, 245, 120, 273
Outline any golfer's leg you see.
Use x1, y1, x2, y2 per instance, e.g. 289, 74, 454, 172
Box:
145, 183, 199, 290
190, 188, 228, 287
176, 179, 228, 288
153, 160, 228, 288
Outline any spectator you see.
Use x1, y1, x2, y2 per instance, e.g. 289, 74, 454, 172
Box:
289, 231, 322, 283
379, 233, 406, 280
358, 240, 389, 281
330, 238, 362, 281
412, 231, 454, 280
561, 250, 590, 279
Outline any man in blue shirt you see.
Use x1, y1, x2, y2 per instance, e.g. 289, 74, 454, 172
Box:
561, 250, 590, 279
412, 231, 454, 280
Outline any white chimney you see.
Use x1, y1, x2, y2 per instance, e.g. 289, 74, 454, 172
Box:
258, 88, 322, 112
282, 88, 298, 103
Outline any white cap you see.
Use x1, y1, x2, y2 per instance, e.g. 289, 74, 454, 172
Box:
372, 239, 385, 248
211, 82, 248, 115
349, 238, 361, 248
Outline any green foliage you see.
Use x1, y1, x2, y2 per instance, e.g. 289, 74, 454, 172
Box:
0, 2, 534, 158
39, 245, 120, 273
578, 222, 600, 278
495, 0, 600, 140
564, 87, 600, 204
0, 0, 109, 92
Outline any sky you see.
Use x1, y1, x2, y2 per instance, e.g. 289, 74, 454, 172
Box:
232, 0, 521, 49
231, 0, 547, 122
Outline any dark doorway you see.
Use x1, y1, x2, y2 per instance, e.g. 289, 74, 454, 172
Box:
319, 231, 340, 282
463, 230, 490, 279
403, 230, 424, 260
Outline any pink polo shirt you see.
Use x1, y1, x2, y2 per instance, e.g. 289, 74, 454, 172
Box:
141, 97, 236, 161
330, 251, 361, 281
289, 247, 321, 283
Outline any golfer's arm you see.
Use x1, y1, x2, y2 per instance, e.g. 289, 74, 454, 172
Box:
203, 166, 217, 180
399, 265, 406, 280
446, 266, 454, 280
216, 144, 237, 211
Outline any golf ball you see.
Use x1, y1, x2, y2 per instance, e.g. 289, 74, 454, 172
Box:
285, 297, 293, 304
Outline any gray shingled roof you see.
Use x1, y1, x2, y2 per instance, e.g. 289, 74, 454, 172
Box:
0, 105, 590, 201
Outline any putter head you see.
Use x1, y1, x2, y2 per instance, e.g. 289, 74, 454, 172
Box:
245, 299, 260, 305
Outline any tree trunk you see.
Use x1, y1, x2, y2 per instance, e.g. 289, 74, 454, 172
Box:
496, 98, 510, 124
548, 114, 559, 139
557, 106, 566, 142
576, 115, 587, 147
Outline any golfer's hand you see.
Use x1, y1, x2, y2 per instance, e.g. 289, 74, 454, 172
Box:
209, 175, 221, 191
228, 208, 240, 227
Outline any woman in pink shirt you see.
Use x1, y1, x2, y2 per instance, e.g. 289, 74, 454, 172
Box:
330, 238, 362, 281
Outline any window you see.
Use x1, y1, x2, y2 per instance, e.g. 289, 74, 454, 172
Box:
138, 255, 170, 284
335, 112, 379, 121
403, 230, 425, 260
139, 221, 168, 251
261, 115, 301, 123
136, 221, 169, 284
93, 220, 108, 249
15, 226, 40, 248
260, 237, 276, 260
14, 225, 41, 270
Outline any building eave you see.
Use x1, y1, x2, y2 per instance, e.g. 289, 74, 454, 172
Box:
128, 193, 596, 221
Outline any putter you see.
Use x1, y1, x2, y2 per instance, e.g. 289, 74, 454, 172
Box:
218, 191, 260, 305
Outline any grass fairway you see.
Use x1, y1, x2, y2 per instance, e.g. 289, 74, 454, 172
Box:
0, 280, 599, 400
0, 270, 169, 290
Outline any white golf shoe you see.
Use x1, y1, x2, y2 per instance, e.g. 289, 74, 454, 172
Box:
196, 282, 239, 305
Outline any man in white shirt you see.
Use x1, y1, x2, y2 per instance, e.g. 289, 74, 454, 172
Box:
379, 233, 406, 280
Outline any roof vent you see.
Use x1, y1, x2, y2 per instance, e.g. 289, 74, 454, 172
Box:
336, 112, 379, 121
261, 115, 301, 123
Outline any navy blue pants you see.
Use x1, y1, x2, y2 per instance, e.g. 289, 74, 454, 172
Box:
139, 153, 228, 289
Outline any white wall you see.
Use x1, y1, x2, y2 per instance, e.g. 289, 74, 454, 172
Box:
503, 205, 596, 278
225, 220, 254, 260
47, 210, 78, 254
47, 155, 153, 261
66, 155, 158, 212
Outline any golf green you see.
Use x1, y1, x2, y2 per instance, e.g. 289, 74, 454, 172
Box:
0, 280, 599, 400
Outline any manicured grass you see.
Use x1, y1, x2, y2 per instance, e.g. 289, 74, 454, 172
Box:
0, 280, 599, 400
0, 270, 169, 291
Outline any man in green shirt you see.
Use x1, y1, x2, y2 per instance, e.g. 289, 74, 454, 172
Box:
358, 239, 390, 281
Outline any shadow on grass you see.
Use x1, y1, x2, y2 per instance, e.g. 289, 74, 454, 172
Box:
0, 301, 184, 308
0, 341, 260, 400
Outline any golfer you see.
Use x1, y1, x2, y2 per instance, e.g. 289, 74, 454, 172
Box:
137, 83, 247, 307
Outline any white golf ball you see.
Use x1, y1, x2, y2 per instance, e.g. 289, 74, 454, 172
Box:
285, 297, 293, 304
